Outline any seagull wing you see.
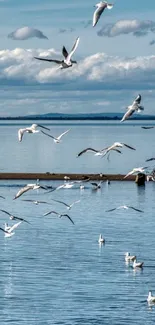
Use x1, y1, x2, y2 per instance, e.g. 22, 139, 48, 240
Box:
93, 4, 107, 27
105, 208, 117, 212
57, 129, 71, 141
91, 182, 98, 187
129, 206, 144, 213
0, 209, 12, 217
120, 108, 135, 122
122, 143, 136, 150
133, 94, 141, 106
61, 214, 74, 225
13, 185, 33, 200
62, 46, 69, 58
40, 130, 56, 140
70, 200, 81, 207
141, 126, 154, 129
0, 227, 9, 234
51, 198, 70, 208
77, 148, 99, 157
66, 37, 80, 63
13, 216, 31, 224
0, 195, 5, 199
146, 157, 155, 162
37, 124, 50, 131
8, 221, 22, 233
124, 170, 135, 179
34, 57, 62, 64
43, 210, 59, 216
18, 128, 26, 142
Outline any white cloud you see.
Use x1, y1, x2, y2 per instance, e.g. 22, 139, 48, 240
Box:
8, 26, 48, 40
0, 47, 155, 91
97, 19, 155, 38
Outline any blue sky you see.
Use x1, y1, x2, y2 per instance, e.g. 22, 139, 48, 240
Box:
0, 0, 155, 116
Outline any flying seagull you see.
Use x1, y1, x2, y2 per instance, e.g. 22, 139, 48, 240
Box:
120, 94, 144, 122
18, 123, 50, 142
91, 181, 103, 189
41, 129, 70, 143
77, 147, 121, 157
93, 1, 114, 27
106, 205, 143, 212
49, 198, 80, 210
22, 199, 53, 205
34, 37, 80, 69
43, 210, 74, 224
0, 209, 30, 224
101, 142, 136, 157
4, 221, 22, 238
124, 167, 149, 179
13, 183, 47, 200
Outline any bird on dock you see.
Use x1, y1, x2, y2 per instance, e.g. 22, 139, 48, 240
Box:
43, 210, 74, 224
4, 221, 22, 238
40, 129, 70, 143
125, 252, 136, 262
121, 94, 144, 122
18, 123, 50, 142
124, 167, 149, 179
93, 1, 114, 27
106, 205, 143, 213
147, 291, 155, 304
34, 37, 80, 69
0, 209, 30, 224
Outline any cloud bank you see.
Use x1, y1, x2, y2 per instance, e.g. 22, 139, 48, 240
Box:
8, 27, 48, 40
0, 48, 155, 91
97, 19, 155, 38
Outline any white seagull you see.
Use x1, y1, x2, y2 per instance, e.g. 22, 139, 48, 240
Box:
13, 183, 47, 200
18, 123, 50, 142
4, 221, 22, 238
77, 147, 121, 157
41, 129, 70, 143
147, 291, 155, 304
101, 142, 136, 157
91, 181, 103, 189
133, 258, 144, 269
0, 209, 30, 224
50, 198, 80, 210
98, 234, 105, 244
124, 167, 149, 179
121, 94, 144, 122
93, 1, 114, 27
125, 252, 136, 262
34, 37, 80, 69
106, 205, 143, 213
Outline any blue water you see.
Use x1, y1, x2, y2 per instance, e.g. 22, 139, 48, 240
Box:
0, 120, 155, 174
0, 121, 155, 324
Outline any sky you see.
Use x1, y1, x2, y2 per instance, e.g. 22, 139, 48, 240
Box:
0, 0, 155, 116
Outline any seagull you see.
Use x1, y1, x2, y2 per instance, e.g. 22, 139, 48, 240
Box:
93, 1, 114, 27
50, 198, 80, 210
43, 210, 74, 224
101, 142, 136, 157
98, 234, 105, 243
77, 147, 121, 157
147, 291, 155, 304
120, 94, 144, 122
13, 183, 47, 200
133, 258, 144, 269
40, 129, 70, 143
106, 205, 143, 213
4, 221, 22, 238
18, 123, 50, 142
91, 181, 103, 189
124, 167, 149, 179
22, 199, 53, 205
55, 181, 77, 190
0, 209, 30, 224
125, 252, 136, 262
34, 37, 80, 69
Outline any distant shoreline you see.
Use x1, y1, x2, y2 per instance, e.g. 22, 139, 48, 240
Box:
0, 172, 142, 181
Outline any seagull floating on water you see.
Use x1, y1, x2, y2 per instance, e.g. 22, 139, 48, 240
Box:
41, 129, 70, 143
4, 221, 22, 238
98, 234, 105, 243
18, 123, 50, 142
34, 37, 80, 69
124, 167, 149, 179
106, 205, 143, 213
43, 210, 74, 224
133, 258, 144, 269
125, 252, 136, 262
121, 94, 144, 123
147, 291, 155, 304
93, 1, 114, 27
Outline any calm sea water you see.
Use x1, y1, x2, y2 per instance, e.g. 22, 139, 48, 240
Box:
0, 121, 155, 324
0, 120, 155, 174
